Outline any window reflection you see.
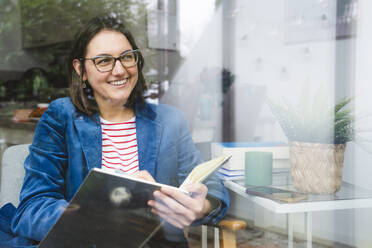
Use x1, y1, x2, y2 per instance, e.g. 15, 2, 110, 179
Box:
2, 0, 372, 247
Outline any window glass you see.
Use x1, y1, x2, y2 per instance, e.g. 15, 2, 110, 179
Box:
1, 0, 371, 247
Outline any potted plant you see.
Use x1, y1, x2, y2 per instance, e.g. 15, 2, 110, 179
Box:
268, 96, 353, 194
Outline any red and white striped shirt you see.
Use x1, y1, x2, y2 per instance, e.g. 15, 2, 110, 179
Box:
100, 117, 139, 174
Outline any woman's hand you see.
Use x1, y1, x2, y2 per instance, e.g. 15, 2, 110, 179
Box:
148, 183, 212, 229
132, 170, 156, 182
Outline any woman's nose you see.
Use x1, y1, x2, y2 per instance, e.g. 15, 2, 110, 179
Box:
111, 60, 127, 75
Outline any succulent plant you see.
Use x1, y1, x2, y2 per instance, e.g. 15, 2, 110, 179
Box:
267, 97, 354, 145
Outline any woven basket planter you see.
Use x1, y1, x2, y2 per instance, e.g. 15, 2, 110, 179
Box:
289, 141, 346, 194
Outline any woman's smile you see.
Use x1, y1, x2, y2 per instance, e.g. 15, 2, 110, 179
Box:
109, 78, 128, 87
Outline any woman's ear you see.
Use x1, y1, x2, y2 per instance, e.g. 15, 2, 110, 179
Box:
73, 59, 87, 81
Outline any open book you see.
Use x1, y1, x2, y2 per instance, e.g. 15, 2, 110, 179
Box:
101, 154, 231, 193
180, 155, 231, 189
39, 155, 231, 248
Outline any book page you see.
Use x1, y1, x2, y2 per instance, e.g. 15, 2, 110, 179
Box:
180, 155, 230, 189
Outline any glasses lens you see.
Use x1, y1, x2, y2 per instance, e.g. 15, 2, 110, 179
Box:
95, 57, 114, 72
120, 51, 138, 67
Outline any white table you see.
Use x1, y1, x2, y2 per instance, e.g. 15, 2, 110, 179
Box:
224, 179, 372, 248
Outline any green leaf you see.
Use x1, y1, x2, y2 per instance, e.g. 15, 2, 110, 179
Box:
267, 92, 354, 144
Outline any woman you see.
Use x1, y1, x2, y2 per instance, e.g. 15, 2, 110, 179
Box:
10, 17, 229, 245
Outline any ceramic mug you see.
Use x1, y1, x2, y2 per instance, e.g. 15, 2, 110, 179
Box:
245, 151, 273, 186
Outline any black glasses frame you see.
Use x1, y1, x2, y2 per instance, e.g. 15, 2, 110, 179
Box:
81, 49, 140, 72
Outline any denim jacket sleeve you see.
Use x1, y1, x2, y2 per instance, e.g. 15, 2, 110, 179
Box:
169, 106, 230, 225
11, 100, 69, 241
140, 103, 230, 226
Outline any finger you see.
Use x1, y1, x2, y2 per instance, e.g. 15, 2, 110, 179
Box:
149, 195, 186, 218
164, 184, 210, 220
161, 184, 207, 209
184, 183, 208, 198
153, 191, 196, 222
153, 190, 188, 215
148, 198, 170, 214
160, 186, 194, 206
151, 208, 189, 229
133, 170, 156, 182
151, 207, 191, 227
148, 199, 191, 227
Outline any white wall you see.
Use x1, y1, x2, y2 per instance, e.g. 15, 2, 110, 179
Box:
352, 0, 372, 247
233, 0, 337, 143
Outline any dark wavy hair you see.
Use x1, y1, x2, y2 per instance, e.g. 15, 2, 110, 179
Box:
68, 16, 147, 116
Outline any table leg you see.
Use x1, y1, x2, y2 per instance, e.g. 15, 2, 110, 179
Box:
214, 227, 220, 248
305, 212, 312, 248
287, 213, 294, 248
202, 225, 207, 248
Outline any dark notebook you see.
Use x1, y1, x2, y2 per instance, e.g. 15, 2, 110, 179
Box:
39, 168, 187, 248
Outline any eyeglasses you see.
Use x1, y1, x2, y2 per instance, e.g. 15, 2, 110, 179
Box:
82, 49, 139, 72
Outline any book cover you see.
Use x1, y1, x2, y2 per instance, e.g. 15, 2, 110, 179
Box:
39, 155, 230, 247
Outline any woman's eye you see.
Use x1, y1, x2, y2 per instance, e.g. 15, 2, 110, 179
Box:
96, 57, 112, 64
122, 54, 134, 60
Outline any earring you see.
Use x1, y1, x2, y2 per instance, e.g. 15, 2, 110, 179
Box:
83, 81, 94, 100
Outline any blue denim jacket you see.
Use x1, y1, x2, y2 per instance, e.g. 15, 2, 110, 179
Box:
11, 97, 230, 242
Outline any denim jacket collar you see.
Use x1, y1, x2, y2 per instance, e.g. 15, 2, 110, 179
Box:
135, 103, 162, 176
73, 111, 102, 171
73, 103, 163, 176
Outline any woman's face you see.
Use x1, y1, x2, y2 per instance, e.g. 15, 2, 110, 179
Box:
79, 29, 138, 108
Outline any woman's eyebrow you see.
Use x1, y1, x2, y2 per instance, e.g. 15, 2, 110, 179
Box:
120, 49, 133, 55
93, 49, 132, 57
92, 53, 112, 57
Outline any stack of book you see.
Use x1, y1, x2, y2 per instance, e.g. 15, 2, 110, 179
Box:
211, 142, 289, 180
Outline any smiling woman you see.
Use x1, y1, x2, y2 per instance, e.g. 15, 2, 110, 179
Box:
68, 17, 147, 118
7, 16, 230, 247
73, 30, 139, 121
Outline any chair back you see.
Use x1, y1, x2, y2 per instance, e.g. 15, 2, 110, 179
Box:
0, 144, 30, 207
